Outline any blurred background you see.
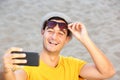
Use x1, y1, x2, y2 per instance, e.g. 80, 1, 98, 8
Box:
0, 0, 120, 79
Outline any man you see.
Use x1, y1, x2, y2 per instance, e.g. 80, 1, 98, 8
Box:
0, 12, 115, 80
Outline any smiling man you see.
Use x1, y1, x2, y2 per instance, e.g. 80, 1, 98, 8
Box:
1, 12, 115, 80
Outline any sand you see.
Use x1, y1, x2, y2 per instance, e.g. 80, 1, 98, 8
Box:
0, 0, 120, 79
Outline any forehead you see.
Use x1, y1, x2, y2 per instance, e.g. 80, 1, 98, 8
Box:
49, 19, 66, 23
48, 17, 67, 23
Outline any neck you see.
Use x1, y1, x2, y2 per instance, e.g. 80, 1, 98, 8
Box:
40, 50, 60, 67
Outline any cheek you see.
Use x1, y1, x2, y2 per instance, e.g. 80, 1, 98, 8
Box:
43, 33, 49, 43
43, 32, 50, 38
59, 37, 67, 44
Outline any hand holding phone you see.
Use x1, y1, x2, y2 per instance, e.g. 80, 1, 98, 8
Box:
11, 51, 39, 66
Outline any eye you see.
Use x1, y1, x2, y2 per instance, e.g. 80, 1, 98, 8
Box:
58, 31, 64, 36
47, 29, 54, 33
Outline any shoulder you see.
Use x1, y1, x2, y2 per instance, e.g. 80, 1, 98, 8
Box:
61, 55, 86, 63
60, 55, 87, 77
60, 55, 87, 66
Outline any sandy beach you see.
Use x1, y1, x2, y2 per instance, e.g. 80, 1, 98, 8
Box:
0, 0, 120, 79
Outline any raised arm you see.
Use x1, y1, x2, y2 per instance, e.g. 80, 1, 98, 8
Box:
68, 22, 115, 80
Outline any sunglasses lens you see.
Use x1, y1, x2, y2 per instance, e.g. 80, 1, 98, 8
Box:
47, 21, 67, 30
47, 21, 57, 28
59, 23, 67, 30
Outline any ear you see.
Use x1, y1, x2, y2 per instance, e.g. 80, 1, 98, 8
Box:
41, 30, 45, 35
65, 36, 72, 44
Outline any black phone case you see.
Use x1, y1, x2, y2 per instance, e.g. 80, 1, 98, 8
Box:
11, 51, 39, 66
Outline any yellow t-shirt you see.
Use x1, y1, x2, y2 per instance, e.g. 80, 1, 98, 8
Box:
23, 56, 87, 80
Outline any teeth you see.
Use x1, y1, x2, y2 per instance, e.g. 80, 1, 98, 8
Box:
50, 41, 58, 45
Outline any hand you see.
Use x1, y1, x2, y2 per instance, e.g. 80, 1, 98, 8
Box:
2, 47, 26, 72
68, 22, 89, 43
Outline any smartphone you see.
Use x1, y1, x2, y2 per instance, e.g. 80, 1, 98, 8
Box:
11, 51, 39, 66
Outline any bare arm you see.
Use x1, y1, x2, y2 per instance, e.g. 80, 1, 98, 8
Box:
0, 67, 15, 80
0, 69, 27, 80
0, 47, 27, 80
14, 70, 27, 80
80, 36, 115, 79
68, 22, 115, 79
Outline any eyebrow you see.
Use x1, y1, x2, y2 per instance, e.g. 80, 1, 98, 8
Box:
46, 26, 53, 29
60, 29, 67, 34
46, 27, 67, 34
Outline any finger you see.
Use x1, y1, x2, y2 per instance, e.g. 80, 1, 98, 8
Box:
3, 53, 12, 59
3, 56, 12, 65
5, 47, 23, 54
71, 22, 77, 30
68, 23, 73, 29
12, 59, 27, 64
78, 23, 86, 30
76, 23, 82, 31
68, 23, 73, 27
68, 22, 76, 31
11, 53, 26, 59
13, 65, 22, 68
13, 65, 23, 70
68, 25, 74, 33
68, 23, 74, 32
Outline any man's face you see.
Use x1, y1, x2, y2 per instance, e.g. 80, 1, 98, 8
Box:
42, 19, 69, 53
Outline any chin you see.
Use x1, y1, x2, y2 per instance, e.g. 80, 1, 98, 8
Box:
46, 48, 60, 54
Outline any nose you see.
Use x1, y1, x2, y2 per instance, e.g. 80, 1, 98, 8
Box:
51, 33, 58, 40
51, 25, 60, 40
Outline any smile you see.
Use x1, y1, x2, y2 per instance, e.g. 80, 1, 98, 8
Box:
49, 41, 59, 46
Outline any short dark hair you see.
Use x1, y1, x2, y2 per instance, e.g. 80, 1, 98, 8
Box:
42, 17, 72, 37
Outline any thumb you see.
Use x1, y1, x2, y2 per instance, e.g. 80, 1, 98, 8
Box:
68, 23, 74, 33
5, 47, 23, 54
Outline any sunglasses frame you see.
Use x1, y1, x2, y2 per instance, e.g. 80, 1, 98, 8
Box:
46, 20, 68, 30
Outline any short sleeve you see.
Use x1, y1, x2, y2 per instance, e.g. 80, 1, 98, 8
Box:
67, 57, 87, 77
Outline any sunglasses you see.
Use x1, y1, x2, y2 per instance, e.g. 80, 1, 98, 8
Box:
46, 21, 68, 30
